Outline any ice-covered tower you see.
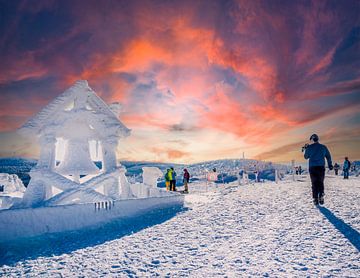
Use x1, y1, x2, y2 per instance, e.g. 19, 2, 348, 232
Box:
17, 80, 131, 207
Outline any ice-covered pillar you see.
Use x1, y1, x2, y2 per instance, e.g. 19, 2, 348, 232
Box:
119, 167, 132, 198
38, 135, 56, 170
102, 138, 118, 172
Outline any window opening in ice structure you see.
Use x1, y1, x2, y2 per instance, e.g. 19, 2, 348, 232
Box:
55, 137, 67, 165
64, 100, 75, 111
0, 185, 4, 192
89, 139, 103, 169
55, 137, 101, 183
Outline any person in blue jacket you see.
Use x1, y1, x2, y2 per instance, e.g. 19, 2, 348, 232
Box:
303, 134, 333, 205
343, 157, 351, 179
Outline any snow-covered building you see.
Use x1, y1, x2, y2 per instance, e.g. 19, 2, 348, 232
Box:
17, 80, 132, 207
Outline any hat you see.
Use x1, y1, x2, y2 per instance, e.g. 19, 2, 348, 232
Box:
309, 134, 319, 142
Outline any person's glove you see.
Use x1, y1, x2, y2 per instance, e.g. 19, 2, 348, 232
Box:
329, 165, 333, 170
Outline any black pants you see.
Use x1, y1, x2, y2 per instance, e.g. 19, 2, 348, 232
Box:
309, 166, 325, 199
170, 180, 176, 191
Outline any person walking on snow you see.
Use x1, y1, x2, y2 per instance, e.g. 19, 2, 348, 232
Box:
333, 163, 340, 175
343, 157, 351, 179
183, 169, 190, 193
169, 167, 177, 191
303, 134, 333, 205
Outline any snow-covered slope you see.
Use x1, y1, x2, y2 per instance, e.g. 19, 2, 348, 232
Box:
1, 175, 359, 277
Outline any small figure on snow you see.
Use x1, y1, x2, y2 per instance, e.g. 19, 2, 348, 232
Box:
183, 169, 190, 193
254, 170, 259, 182
333, 163, 340, 175
165, 169, 171, 191
303, 134, 333, 205
343, 157, 351, 179
169, 167, 177, 191
298, 166, 302, 175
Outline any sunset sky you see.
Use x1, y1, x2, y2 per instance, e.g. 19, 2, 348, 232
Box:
0, 0, 359, 164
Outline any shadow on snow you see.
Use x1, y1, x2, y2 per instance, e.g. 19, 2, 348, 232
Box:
0, 205, 188, 266
318, 206, 360, 252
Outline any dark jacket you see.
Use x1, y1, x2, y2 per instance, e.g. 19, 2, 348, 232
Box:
343, 160, 351, 170
304, 142, 332, 168
183, 170, 190, 182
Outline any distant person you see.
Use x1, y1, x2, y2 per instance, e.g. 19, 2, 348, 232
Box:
183, 169, 190, 193
165, 169, 171, 190
333, 163, 340, 175
169, 167, 177, 191
303, 134, 333, 205
298, 166, 302, 175
254, 170, 259, 182
295, 166, 299, 175
343, 157, 351, 179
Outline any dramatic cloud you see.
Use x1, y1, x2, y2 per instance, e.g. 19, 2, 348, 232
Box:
0, 0, 359, 162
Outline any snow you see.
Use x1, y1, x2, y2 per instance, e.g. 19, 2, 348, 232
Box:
0, 195, 183, 241
0, 173, 26, 209
1, 174, 359, 277
142, 167, 163, 188
0, 173, 25, 194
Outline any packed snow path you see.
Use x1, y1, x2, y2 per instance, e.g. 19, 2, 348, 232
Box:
1, 175, 359, 277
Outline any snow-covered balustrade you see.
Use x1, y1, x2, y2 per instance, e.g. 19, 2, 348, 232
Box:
0, 195, 184, 242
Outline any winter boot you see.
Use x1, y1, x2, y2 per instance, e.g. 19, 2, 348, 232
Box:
313, 198, 319, 205
319, 194, 324, 205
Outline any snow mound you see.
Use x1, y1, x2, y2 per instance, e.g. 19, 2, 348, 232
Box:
0, 173, 25, 209
0, 173, 25, 194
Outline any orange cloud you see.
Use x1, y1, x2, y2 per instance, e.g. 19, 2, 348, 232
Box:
151, 147, 190, 161
251, 104, 297, 126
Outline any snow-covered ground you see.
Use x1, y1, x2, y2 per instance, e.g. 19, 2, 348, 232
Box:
1, 175, 359, 277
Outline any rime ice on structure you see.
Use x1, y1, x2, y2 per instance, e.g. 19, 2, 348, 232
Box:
17, 80, 134, 207
0, 173, 26, 194
142, 167, 164, 188
0, 174, 26, 209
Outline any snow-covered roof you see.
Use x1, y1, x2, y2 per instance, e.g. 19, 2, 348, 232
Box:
18, 80, 130, 139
